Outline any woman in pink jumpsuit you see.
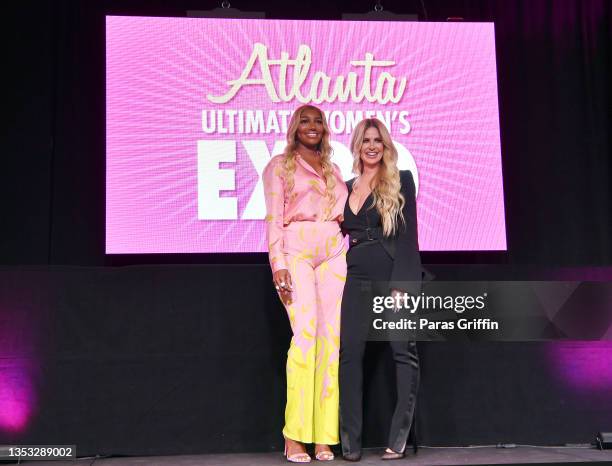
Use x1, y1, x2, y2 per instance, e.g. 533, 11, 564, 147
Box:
263, 105, 348, 463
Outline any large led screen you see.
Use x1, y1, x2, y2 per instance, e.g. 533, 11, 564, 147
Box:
106, 16, 506, 253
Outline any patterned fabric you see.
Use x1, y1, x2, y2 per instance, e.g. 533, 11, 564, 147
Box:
281, 221, 346, 444
262, 154, 347, 273
262, 154, 349, 444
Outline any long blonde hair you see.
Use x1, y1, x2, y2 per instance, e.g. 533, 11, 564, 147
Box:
350, 118, 405, 236
282, 105, 336, 217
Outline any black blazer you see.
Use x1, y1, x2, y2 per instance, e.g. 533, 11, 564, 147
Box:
346, 170, 422, 294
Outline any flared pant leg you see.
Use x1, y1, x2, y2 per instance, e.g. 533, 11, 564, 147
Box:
388, 340, 419, 453
282, 221, 346, 445
338, 275, 371, 455
340, 291, 419, 455
339, 242, 419, 455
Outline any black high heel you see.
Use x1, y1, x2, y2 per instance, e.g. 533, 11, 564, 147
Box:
383, 407, 418, 460
342, 451, 362, 462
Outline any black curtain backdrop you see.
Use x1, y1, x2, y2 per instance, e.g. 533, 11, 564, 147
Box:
2, 0, 612, 457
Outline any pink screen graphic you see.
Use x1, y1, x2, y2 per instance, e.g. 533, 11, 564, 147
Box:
106, 16, 506, 253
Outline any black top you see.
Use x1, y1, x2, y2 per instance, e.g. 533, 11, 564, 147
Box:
342, 170, 422, 293
342, 192, 380, 237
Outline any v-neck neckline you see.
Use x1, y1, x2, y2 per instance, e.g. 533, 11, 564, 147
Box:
348, 188, 372, 217
296, 153, 323, 179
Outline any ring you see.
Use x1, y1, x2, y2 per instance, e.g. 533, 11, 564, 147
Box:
280, 282, 286, 287
275, 285, 280, 291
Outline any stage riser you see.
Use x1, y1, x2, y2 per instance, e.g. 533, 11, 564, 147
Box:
0, 265, 610, 455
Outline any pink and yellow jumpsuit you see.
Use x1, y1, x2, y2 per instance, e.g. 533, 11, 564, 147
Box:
263, 153, 348, 445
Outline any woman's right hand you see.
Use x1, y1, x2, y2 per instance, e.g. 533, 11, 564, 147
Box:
273, 269, 293, 305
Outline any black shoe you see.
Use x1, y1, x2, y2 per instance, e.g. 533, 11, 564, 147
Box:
342, 451, 362, 462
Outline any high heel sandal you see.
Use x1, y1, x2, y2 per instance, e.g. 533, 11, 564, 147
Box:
381, 447, 405, 460
284, 438, 311, 463
314, 447, 335, 461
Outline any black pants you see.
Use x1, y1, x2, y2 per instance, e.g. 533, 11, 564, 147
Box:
339, 241, 419, 455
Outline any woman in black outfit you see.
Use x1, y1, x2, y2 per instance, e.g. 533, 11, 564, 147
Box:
339, 118, 421, 461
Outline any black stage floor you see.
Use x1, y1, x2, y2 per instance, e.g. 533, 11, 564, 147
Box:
20, 446, 612, 465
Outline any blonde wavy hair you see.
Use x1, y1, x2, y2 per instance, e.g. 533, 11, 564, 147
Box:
281, 105, 337, 218
350, 118, 405, 237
